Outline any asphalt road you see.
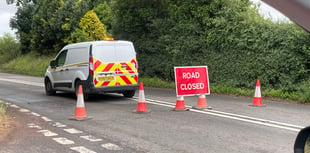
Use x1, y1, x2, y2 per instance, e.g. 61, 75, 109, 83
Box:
0, 72, 309, 153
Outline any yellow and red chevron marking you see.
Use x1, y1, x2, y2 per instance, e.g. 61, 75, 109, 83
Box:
93, 58, 138, 87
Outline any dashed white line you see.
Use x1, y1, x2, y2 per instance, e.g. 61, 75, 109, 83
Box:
41, 116, 53, 122
31, 112, 41, 117
80, 135, 103, 142
70, 146, 96, 153
19, 108, 30, 112
10, 104, 19, 108
27, 123, 42, 129
64, 128, 83, 134
53, 137, 75, 145
101, 143, 123, 151
52, 122, 67, 128
37, 130, 58, 137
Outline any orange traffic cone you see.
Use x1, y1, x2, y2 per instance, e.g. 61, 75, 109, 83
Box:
173, 96, 189, 111
134, 82, 150, 113
250, 79, 265, 107
193, 95, 212, 110
70, 85, 91, 120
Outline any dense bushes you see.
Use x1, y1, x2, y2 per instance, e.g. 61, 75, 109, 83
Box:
111, 0, 310, 93
0, 34, 20, 64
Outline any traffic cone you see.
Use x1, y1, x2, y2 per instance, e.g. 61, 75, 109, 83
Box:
134, 82, 150, 113
70, 85, 91, 120
173, 96, 189, 111
193, 95, 212, 110
250, 79, 265, 107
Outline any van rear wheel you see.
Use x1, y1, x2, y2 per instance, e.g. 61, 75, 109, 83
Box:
123, 90, 135, 98
75, 80, 89, 101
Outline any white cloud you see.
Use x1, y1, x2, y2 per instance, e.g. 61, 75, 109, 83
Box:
0, 1, 17, 37
0, 12, 15, 36
250, 0, 290, 22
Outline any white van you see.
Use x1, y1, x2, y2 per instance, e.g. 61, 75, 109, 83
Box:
44, 40, 139, 100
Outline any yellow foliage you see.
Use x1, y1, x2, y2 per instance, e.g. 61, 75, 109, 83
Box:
79, 10, 107, 40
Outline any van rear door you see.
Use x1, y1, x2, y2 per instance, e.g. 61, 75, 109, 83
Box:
92, 41, 138, 88
115, 43, 138, 86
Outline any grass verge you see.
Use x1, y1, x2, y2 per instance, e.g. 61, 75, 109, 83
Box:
0, 52, 53, 76
0, 102, 7, 116
0, 101, 13, 142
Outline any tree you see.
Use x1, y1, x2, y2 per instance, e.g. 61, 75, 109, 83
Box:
29, 0, 64, 54
0, 34, 20, 64
93, 1, 112, 34
9, 3, 35, 53
65, 10, 107, 43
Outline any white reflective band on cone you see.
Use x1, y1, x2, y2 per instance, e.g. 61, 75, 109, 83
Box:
76, 94, 85, 107
254, 86, 261, 97
139, 90, 145, 102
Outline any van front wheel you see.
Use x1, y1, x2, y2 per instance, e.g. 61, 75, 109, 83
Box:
123, 90, 135, 98
45, 78, 56, 96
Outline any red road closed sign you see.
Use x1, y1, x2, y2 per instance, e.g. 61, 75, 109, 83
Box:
174, 66, 210, 96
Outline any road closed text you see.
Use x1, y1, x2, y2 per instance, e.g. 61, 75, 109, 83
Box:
174, 66, 210, 96
180, 72, 205, 90
180, 82, 205, 90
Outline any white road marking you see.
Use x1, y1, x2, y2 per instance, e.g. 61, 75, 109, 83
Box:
52, 122, 67, 128
19, 108, 30, 112
80, 135, 103, 142
37, 130, 58, 137
70, 146, 96, 153
31, 112, 41, 117
53, 137, 75, 145
64, 128, 83, 134
101, 143, 123, 151
133, 97, 305, 132
10, 104, 19, 108
41, 116, 52, 122
27, 123, 42, 129
0, 78, 44, 87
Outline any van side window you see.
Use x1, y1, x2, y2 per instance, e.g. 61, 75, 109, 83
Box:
65, 47, 89, 65
56, 50, 68, 67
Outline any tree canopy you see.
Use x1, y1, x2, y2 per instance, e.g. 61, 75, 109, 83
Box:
7, 0, 310, 93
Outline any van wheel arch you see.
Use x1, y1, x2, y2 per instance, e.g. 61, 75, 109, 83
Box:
123, 90, 136, 98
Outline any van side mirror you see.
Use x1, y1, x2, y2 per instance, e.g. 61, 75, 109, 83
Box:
50, 60, 57, 68
294, 126, 310, 153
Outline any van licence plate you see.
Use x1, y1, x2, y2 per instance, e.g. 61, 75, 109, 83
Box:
97, 76, 115, 81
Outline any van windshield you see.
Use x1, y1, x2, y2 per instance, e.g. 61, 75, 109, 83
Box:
93, 44, 135, 62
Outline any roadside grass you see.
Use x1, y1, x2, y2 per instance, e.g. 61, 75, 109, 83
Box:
0, 53, 306, 103
0, 52, 53, 76
140, 77, 175, 89
0, 101, 7, 116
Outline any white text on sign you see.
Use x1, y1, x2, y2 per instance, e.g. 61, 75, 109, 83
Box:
181, 72, 205, 90
183, 72, 200, 79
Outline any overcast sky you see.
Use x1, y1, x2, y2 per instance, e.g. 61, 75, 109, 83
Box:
0, 0, 17, 37
0, 0, 289, 38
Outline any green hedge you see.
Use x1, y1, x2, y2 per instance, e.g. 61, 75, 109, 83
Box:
112, 0, 310, 93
